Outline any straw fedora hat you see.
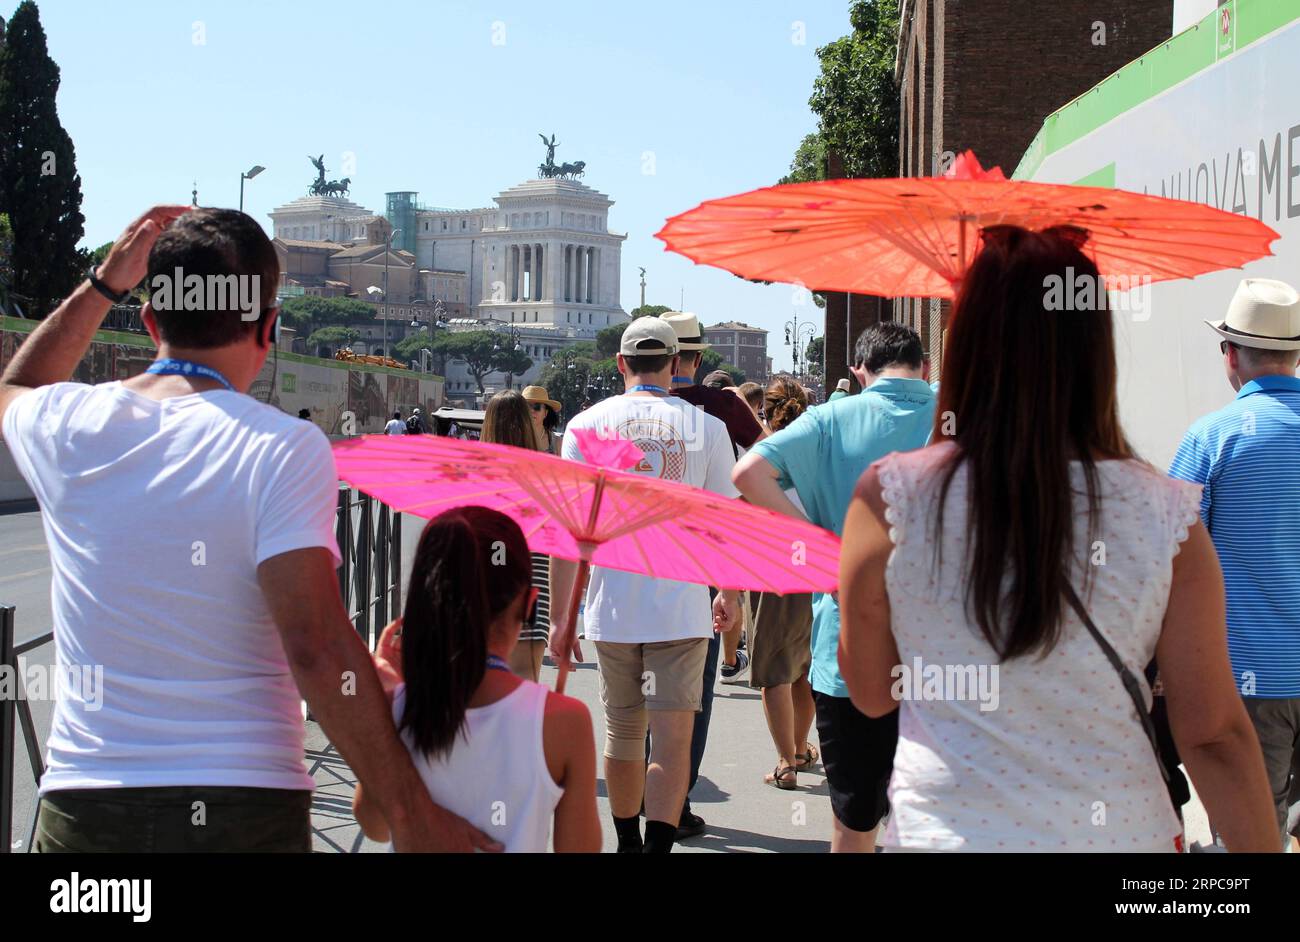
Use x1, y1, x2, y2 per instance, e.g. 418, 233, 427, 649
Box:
660, 311, 711, 351
1207, 278, 1300, 351
521, 385, 561, 412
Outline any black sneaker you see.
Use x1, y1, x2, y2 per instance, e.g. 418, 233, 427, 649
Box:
719, 650, 750, 685
676, 810, 706, 841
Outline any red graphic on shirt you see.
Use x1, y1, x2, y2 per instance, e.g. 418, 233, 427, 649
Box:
615, 417, 686, 481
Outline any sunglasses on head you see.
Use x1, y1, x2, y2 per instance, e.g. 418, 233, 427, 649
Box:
1220, 340, 1238, 355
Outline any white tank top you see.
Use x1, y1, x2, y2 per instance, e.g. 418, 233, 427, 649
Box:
391, 679, 563, 852
876, 442, 1201, 852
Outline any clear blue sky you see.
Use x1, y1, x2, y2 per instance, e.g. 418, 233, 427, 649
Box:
32, 0, 855, 371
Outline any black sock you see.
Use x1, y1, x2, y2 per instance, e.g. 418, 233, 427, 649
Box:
643, 819, 677, 854
614, 814, 643, 853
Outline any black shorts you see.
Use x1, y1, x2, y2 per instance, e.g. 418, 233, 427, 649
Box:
813, 691, 898, 832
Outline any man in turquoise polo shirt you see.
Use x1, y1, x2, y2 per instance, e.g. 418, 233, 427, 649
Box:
733, 322, 934, 853
1169, 277, 1300, 851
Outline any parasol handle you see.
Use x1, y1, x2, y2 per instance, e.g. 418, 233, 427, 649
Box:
554, 558, 590, 694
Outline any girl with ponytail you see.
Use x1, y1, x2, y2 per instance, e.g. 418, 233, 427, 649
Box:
353, 506, 600, 852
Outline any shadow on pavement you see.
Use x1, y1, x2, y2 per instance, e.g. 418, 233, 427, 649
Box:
676, 824, 829, 854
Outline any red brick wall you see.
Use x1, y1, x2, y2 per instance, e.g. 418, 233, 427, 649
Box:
889, 0, 1174, 379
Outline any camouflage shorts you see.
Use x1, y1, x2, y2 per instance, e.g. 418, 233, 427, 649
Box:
34, 786, 313, 853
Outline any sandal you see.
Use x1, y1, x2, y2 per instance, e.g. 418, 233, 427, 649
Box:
793, 743, 819, 773
764, 763, 797, 791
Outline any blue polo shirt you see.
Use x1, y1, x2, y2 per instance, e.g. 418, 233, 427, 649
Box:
751, 376, 935, 698
1168, 374, 1300, 698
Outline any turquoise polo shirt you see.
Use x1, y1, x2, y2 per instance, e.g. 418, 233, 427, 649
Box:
751, 376, 935, 698
1168, 373, 1300, 698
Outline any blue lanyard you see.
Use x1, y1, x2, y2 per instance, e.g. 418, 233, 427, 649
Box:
145, 358, 236, 393
628, 384, 670, 395
486, 654, 511, 673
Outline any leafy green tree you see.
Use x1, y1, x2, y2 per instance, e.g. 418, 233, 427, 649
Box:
806, 0, 901, 181
628, 304, 671, 320
780, 133, 828, 184
87, 240, 113, 270
280, 295, 375, 336
492, 341, 533, 388
444, 330, 501, 396
396, 328, 461, 376
0, 212, 12, 314
694, 349, 744, 385
536, 345, 619, 420
595, 323, 624, 358
0, 2, 87, 316
306, 325, 360, 356
804, 336, 825, 380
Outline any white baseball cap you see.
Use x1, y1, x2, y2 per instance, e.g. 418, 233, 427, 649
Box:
620, 317, 679, 356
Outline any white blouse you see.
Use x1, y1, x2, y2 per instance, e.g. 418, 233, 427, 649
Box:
875, 442, 1201, 852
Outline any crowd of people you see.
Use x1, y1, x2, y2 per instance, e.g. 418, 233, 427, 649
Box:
0, 206, 1296, 853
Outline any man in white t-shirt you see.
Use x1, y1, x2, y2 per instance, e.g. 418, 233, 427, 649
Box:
385, 411, 406, 435
551, 317, 740, 853
0, 206, 497, 853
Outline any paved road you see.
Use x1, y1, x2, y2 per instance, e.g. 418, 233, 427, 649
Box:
3, 506, 1216, 853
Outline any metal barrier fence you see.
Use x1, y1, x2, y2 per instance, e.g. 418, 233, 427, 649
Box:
0, 486, 402, 853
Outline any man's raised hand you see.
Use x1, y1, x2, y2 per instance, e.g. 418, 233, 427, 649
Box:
97, 205, 190, 296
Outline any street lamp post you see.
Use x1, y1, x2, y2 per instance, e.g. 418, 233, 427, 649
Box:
494, 323, 522, 389
784, 314, 815, 385
238, 165, 265, 213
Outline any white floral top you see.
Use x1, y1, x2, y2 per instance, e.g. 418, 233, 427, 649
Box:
875, 441, 1201, 852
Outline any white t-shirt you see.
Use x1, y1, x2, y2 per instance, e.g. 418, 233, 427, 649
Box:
561, 393, 738, 643
2, 382, 341, 794
385, 418, 405, 435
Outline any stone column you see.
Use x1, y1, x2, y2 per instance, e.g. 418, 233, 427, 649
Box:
585, 247, 594, 304
534, 243, 543, 301
543, 240, 557, 304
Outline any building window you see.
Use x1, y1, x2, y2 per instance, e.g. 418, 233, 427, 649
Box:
442, 220, 448, 231
461, 220, 466, 230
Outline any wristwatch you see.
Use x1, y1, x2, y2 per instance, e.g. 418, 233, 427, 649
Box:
87, 266, 132, 304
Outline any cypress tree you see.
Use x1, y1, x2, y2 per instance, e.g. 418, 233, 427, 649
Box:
0, 2, 86, 316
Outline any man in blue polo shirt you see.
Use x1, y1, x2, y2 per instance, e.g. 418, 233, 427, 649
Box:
733, 322, 934, 853
1169, 277, 1300, 851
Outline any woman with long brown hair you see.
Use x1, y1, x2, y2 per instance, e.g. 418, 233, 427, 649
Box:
481, 390, 553, 681
749, 376, 818, 789
838, 226, 1277, 851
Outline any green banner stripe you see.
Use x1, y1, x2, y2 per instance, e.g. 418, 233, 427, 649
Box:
1015, 0, 1300, 179
0, 315, 441, 381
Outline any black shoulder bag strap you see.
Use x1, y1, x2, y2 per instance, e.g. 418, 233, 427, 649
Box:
1061, 580, 1170, 783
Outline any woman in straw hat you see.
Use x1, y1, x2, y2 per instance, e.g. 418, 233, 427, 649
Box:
522, 385, 561, 455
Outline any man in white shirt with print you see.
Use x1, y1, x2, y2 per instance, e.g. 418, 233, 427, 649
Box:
551, 317, 740, 853
0, 206, 496, 852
